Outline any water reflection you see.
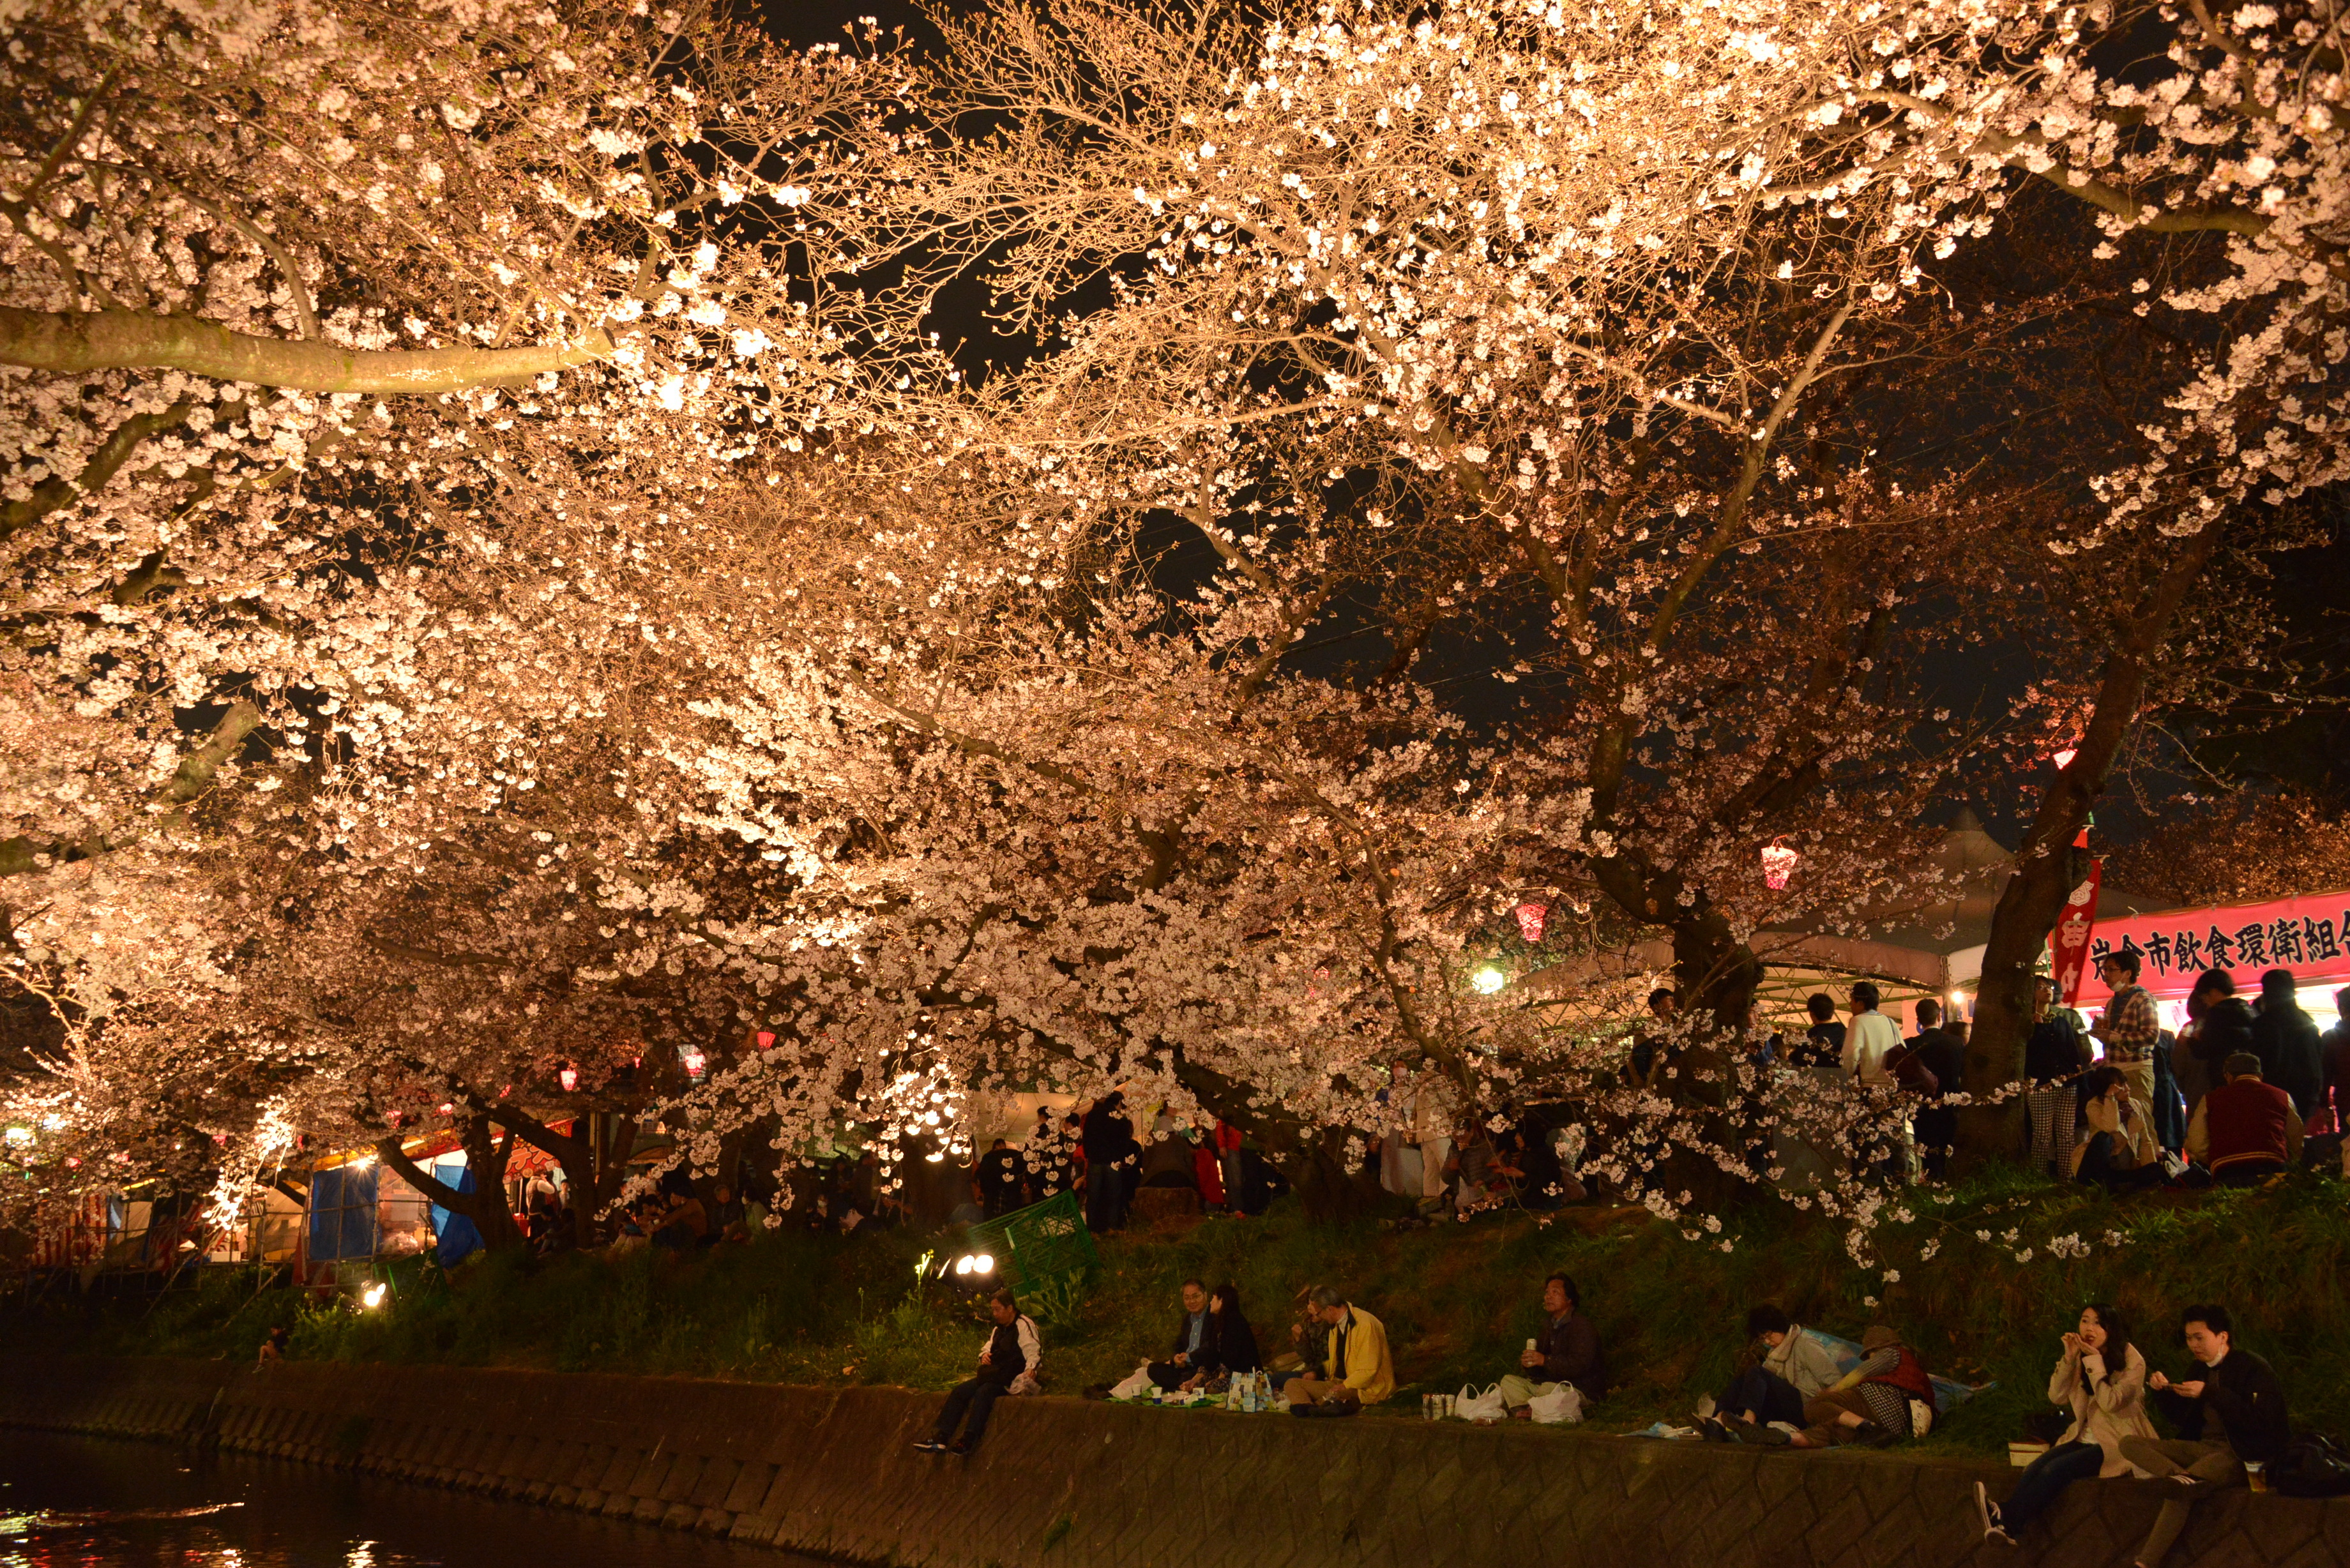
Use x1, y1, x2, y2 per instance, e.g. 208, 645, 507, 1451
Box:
0, 1429, 826, 1568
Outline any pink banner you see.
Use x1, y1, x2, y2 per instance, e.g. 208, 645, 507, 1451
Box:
2072, 890, 2350, 1003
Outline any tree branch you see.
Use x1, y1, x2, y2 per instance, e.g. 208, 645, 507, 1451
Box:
0, 307, 616, 394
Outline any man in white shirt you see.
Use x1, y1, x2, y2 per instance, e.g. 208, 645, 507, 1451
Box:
1842, 981, 1903, 1085
1842, 981, 1907, 1180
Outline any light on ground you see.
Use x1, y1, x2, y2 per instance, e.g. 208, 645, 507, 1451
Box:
361, 1283, 388, 1309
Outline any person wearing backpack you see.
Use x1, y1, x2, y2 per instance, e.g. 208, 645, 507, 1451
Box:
1973, 1303, 2155, 1545
2118, 1304, 2290, 1568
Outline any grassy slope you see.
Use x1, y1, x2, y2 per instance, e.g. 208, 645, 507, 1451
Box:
23, 1170, 2350, 1455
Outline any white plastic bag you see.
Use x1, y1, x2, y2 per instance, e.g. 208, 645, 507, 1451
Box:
1453, 1382, 1508, 1422
1907, 1398, 1934, 1438
1109, 1365, 1156, 1401
1528, 1383, 1583, 1425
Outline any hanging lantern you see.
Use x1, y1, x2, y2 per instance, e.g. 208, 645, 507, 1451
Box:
1513, 902, 1547, 943
755, 1030, 776, 1050
681, 1047, 708, 1082
2052, 747, 2079, 769
1761, 841, 1799, 890
558, 1065, 579, 1093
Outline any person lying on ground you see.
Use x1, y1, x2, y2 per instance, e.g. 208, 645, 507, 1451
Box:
1696, 1304, 1839, 1444
1499, 1272, 1607, 1417
2117, 1304, 2289, 1568
2187, 1054, 2304, 1186
1791, 1325, 1932, 1448
1975, 1302, 2154, 1546
1148, 1278, 1213, 1391
914, 1289, 1042, 1456
1282, 1285, 1394, 1412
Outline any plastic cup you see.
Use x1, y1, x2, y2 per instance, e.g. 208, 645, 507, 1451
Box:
2246, 1461, 2268, 1494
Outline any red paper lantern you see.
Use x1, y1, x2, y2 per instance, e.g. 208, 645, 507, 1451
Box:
558, 1065, 579, 1093
1761, 843, 1799, 890
1513, 902, 1547, 943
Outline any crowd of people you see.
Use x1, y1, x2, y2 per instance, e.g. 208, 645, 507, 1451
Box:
910, 1270, 2303, 1568
2021, 958, 2348, 1193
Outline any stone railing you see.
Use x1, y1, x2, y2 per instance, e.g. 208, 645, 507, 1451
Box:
2, 1355, 2342, 1567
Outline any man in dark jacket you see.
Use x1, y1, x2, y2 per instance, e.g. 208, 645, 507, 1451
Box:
2120, 1304, 2289, 1568
2324, 987, 2350, 1136
975, 1138, 1026, 1217
916, 1289, 1042, 1455
1080, 1093, 1136, 1233
1148, 1278, 1213, 1391
1499, 1272, 1607, 1415
1909, 999, 1966, 1180
2252, 969, 2324, 1124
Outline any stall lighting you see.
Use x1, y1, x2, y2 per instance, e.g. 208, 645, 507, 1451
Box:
2, 1126, 30, 1147
1471, 966, 1507, 995
2052, 748, 2078, 769
952, 1253, 996, 1278
681, 1048, 708, 1082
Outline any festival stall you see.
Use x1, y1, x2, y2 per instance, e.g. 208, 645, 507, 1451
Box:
2071, 890, 2350, 1012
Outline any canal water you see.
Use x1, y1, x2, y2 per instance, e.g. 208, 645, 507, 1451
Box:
0, 1428, 835, 1567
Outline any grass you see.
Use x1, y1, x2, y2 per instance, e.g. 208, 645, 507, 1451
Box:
14, 1166, 2350, 1456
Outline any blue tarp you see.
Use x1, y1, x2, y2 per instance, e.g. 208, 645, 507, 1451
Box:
428, 1156, 483, 1267
307, 1165, 379, 1262
1801, 1326, 1989, 1413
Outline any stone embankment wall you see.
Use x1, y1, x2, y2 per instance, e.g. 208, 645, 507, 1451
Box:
3, 1355, 2344, 1568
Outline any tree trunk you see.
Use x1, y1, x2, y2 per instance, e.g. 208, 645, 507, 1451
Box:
1956, 523, 2224, 1170
375, 1112, 524, 1253
1171, 1057, 1381, 1222
494, 1105, 637, 1247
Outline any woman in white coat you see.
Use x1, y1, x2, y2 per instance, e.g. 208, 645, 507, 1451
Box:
1975, 1303, 2155, 1545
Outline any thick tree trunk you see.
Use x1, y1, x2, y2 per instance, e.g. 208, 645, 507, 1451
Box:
1171, 1057, 1381, 1222
1956, 524, 2223, 1170
376, 1112, 524, 1253
494, 1105, 637, 1246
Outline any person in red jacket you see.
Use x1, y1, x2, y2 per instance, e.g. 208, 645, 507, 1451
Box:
2187, 1053, 2303, 1186
1793, 1325, 1932, 1447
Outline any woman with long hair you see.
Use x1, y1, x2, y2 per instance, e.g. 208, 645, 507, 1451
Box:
1181, 1283, 1262, 1391
1975, 1303, 2155, 1545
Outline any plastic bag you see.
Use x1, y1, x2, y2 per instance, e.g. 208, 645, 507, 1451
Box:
1528, 1383, 1583, 1425
1108, 1365, 1156, 1401
1453, 1382, 1508, 1422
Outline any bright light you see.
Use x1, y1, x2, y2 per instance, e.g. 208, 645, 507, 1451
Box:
2052, 748, 2078, 769
557, 1066, 579, 1093
349, 1152, 377, 1169
953, 1255, 973, 1276
361, 1283, 387, 1309
1761, 842, 1799, 890
1471, 967, 1506, 995
923, 1150, 946, 1163
681, 1048, 708, 1081
2, 1126, 30, 1146
974, 1253, 994, 1274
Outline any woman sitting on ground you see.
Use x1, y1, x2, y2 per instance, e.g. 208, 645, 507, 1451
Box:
1975, 1303, 2153, 1546
1179, 1283, 1263, 1392
2072, 1068, 2164, 1191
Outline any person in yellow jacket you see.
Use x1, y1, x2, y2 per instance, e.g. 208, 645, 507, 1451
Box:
1282, 1286, 1395, 1411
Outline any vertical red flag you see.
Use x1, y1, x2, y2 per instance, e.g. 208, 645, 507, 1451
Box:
2050, 856, 2104, 1007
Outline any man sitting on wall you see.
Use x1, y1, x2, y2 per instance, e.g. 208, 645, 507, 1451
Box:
1281, 1285, 1394, 1413
1499, 1272, 1607, 1416
915, 1289, 1043, 1456
1148, 1278, 1215, 1391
